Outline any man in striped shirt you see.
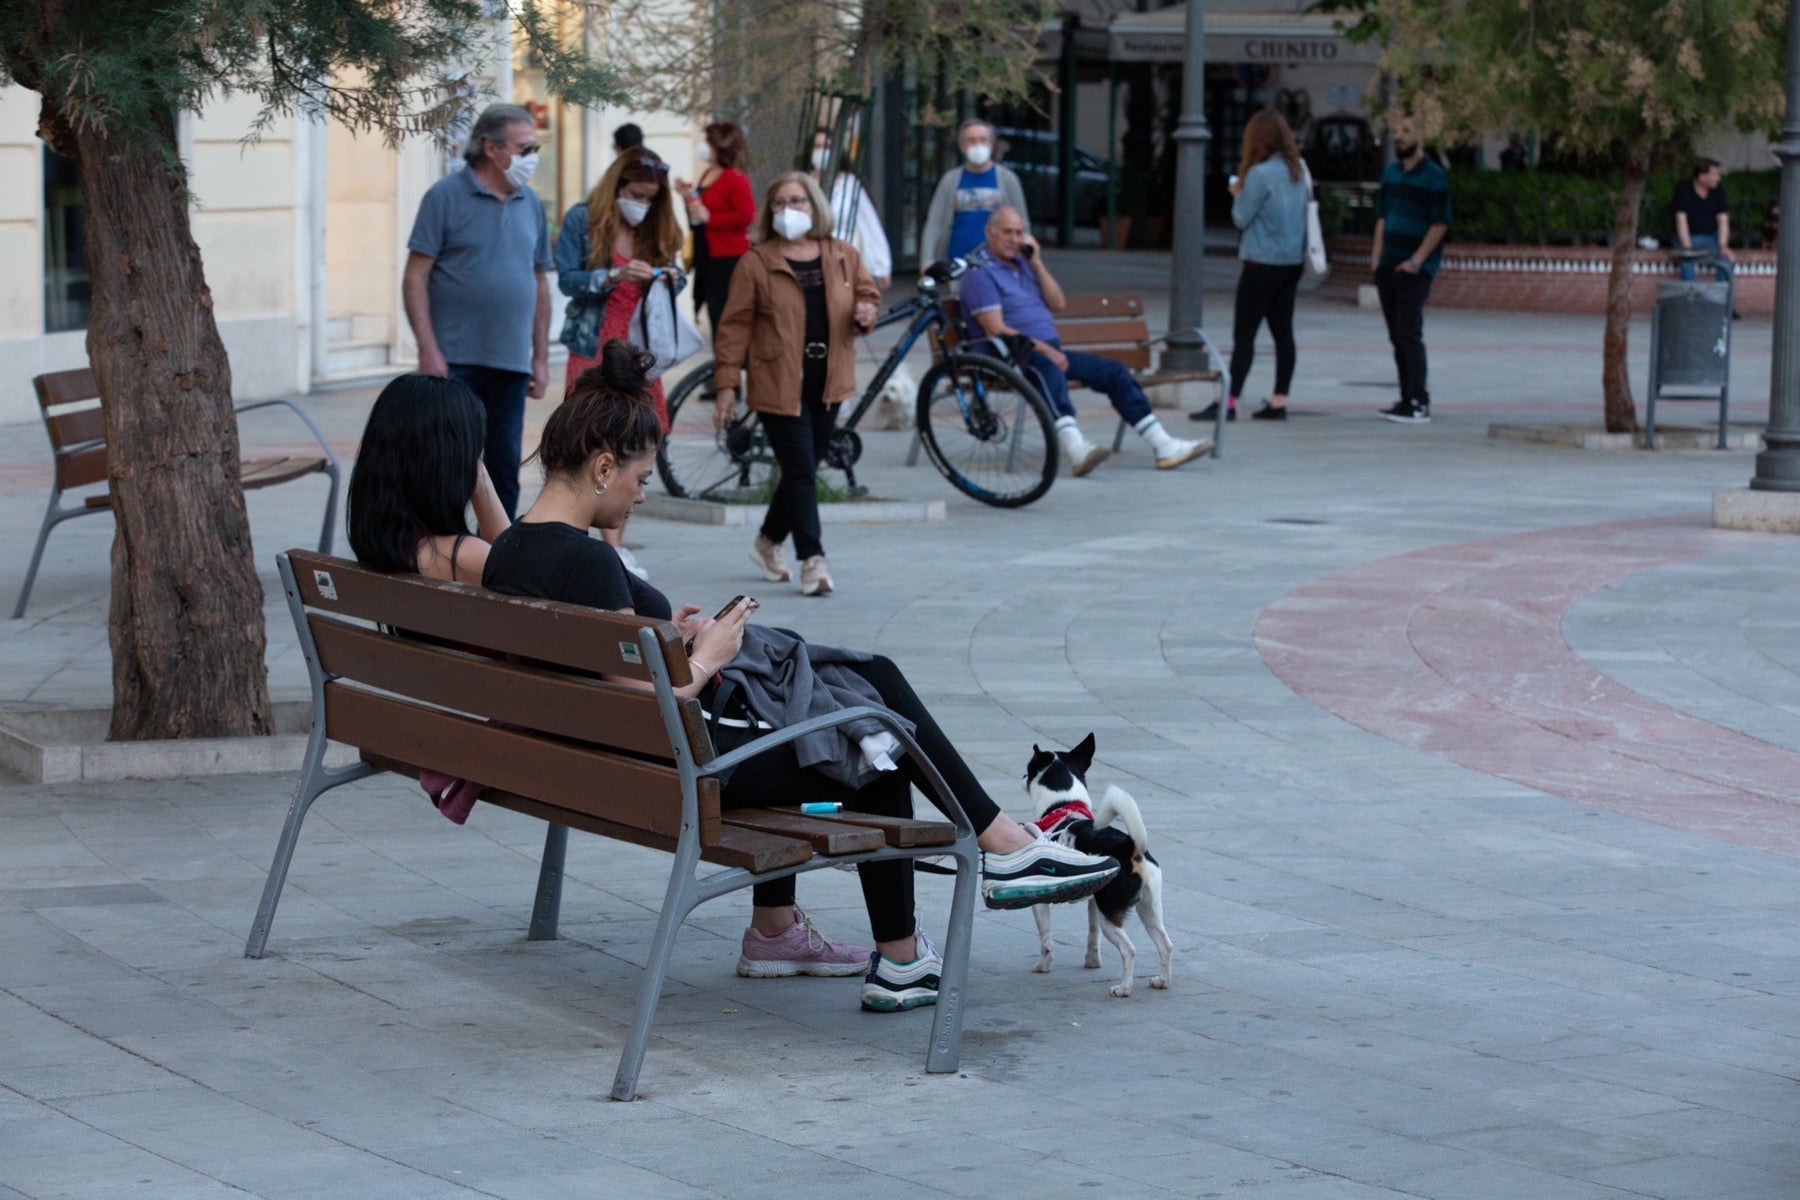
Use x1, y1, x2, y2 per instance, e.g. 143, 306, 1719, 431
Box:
1370, 115, 1452, 424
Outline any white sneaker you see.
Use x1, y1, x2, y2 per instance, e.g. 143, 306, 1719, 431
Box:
749, 534, 791, 583
981, 833, 1119, 910
1071, 444, 1112, 477
800, 555, 833, 596
1155, 437, 1212, 469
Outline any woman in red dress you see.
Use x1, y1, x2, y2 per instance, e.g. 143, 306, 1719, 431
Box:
556, 148, 686, 570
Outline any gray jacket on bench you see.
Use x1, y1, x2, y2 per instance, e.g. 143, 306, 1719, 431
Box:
719, 626, 915, 789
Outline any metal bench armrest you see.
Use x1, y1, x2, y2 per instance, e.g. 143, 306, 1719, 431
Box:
234, 398, 340, 469
699, 704, 977, 838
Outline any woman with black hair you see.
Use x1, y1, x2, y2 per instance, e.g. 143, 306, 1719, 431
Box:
481, 340, 1119, 1013
346, 373, 508, 583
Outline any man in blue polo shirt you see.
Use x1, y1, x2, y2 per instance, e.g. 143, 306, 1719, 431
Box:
960, 207, 1211, 475
403, 103, 553, 516
1369, 114, 1451, 424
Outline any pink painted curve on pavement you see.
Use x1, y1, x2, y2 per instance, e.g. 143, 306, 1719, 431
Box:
1254, 513, 1800, 856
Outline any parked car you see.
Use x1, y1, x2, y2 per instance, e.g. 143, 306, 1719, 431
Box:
994, 126, 1114, 227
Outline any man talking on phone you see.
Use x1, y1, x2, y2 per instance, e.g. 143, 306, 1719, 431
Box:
958, 207, 1212, 475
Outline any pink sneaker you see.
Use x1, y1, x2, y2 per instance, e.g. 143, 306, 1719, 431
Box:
736, 909, 871, 977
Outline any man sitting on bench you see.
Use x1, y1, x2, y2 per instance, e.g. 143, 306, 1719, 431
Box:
959, 207, 1212, 476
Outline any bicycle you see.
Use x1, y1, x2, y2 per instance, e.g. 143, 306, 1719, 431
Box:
656, 257, 1060, 508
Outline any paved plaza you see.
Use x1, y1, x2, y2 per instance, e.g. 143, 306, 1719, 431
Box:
2, 253, 1797, 1198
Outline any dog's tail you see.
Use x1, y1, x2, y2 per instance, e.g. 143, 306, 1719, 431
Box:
1094, 785, 1148, 854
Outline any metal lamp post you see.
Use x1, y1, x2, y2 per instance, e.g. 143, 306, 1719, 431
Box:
1161, 0, 1212, 372
1751, 0, 1800, 491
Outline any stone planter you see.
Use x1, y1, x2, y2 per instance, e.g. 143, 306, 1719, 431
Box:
1326, 235, 1775, 316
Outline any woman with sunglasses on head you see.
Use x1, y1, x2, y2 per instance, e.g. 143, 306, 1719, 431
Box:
674, 122, 754, 331
556, 148, 684, 575
711, 172, 880, 598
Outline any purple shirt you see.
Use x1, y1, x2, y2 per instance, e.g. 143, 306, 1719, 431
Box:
960, 251, 1059, 344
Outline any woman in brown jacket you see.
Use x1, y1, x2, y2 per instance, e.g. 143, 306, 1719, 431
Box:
713, 171, 880, 596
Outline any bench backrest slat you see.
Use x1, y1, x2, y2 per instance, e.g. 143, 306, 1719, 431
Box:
34, 370, 110, 491
324, 682, 719, 844
308, 616, 713, 764
1050, 319, 1149, 346
287, 549, 691, 687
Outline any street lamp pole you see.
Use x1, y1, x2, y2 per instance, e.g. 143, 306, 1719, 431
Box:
1161, 0, 1211, 372
1751, 0, 1800, 491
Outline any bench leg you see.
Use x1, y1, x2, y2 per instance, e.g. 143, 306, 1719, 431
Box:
904, 428, 923, 467
925, 835, 979, 1074
527, 823, 568, 941
12, 491, 73, 620
611, 843, 702, 1101
244, 747, 376, 959
1112, 417, 1128, 454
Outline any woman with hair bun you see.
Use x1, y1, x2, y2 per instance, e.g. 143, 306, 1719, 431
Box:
480, 338, 1120, 1013
556, 147, 684, 577
346, 372, 509, 583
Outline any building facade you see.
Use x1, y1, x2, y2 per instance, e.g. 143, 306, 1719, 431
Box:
0, 17, 708, 428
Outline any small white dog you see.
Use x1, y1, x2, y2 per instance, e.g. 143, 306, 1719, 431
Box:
1023, 733, 1172, 997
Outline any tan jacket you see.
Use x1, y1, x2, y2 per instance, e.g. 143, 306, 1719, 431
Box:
712, 237, 880, 416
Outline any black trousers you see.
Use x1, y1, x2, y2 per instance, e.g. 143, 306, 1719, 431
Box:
758, 392, 835, 562
722, 655, 1003, 942
1374, 266, 1433, 404
1228, 262, 1305, 399
696, 250, 741, 333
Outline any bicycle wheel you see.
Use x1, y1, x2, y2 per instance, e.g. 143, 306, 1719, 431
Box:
914, 354, 1058, 508
656, 365, 778, 502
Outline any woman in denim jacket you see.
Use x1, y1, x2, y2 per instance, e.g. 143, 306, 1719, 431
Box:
1206, 111, 1310, 423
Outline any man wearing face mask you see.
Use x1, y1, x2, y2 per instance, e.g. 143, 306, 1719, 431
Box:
404, 104, 553, 517
918, 119, 1030, 267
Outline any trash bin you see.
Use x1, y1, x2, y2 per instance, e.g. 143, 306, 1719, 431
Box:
1644, 279, 1732, 450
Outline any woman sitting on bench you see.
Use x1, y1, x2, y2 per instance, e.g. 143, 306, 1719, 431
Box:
479, 340, 1120, 1014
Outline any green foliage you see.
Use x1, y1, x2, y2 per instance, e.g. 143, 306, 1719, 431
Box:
0, 1, 623, 157
1368, 0, 1786, 162
1448, 167, 1781, 245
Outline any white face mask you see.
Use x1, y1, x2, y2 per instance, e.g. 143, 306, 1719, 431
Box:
694, 143, 713, 163
964, 142, 992, 168
811, 147, 830, 171
773, 208, 811, 241
616, 196, 651, 227
502, 151, 538, 189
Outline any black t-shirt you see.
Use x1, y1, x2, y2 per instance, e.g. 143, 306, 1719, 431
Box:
1673, 179, 1728, 237
481, 520, 672, 620
788, 255, 830, 404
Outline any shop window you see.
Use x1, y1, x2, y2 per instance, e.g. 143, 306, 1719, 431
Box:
43, 145, 90, 333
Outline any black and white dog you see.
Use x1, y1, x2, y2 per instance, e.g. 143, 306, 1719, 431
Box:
1023, 733, 1172, 997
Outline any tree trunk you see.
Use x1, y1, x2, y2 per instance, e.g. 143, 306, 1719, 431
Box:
1602, 149, 1649, 434
49, 106, 275, 741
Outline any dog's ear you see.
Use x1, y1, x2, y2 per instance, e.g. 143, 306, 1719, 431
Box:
1071, 732, 1097, 768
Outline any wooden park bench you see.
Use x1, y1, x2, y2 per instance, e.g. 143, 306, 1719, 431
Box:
13, 368, 340, 618
911, 293, 1227, 465
244, 549, 979, 1101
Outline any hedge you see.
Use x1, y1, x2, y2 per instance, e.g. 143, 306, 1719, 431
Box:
1317, 168, 1780, 248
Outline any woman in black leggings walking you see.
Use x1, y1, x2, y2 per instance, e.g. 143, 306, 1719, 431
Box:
1202, 110, 1310, 423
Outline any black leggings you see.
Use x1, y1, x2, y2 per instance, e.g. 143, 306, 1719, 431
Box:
696, 251, 741, 333
1229, 261, 1305, 399
757, 393, 836, 562
721, 655, 1002, 942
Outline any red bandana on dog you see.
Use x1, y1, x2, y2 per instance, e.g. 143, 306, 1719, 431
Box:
1028, 799, 1092, 839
